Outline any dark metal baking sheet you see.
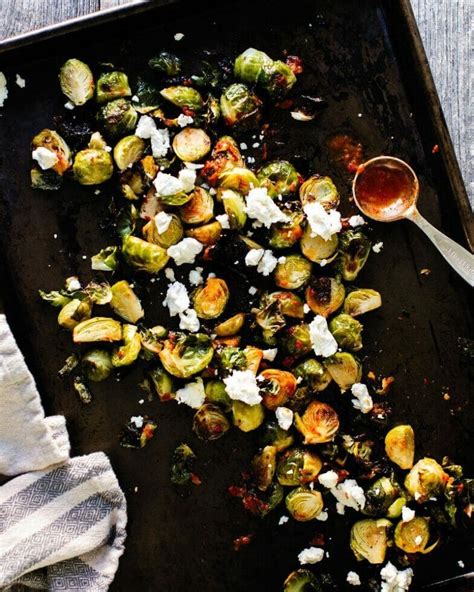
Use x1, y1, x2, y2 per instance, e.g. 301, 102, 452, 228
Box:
0, 1, 472, 591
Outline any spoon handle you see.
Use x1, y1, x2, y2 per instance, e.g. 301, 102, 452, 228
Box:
406, 209, 474, 287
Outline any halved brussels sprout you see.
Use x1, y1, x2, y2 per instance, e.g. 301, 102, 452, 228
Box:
305, 277, 345, 317
148, 365, 175, 401
283, 569, 320, 592
158, 332, 214, 378
300, 225, 339, 264
143, 214, 184, 249
214, 313, 245, 337
285, 487, 324, 521
336, 230, 371, 282
259, 368, 297, 410
192, 278, 229, 319
232, 400, 265, 432
324, 352, 362, 391
394, 516, 433, 554
257, 161, 301, 197
160, 86, 204, 111
299, 175, 340, 210
96, 71, 131, 103
259, 60, 297, 100
252, 295, 286, 345
285, 387, 312, 414
269, 211, 305, 249
205, 379, 232, 412
122, 235, 169, 273
98, 98, 138, 138
73, 148, 113, 185
170, 443, 196, 486
59, 58, 94, 106
260, 421, 294, 453
244, 346, 264, 374
268, 292, 304, 319
172, 128, 211, 162
179, 187, 214, 225
89, 131, 107, 150
113, 135, 145, 171
282, 323, 312, 357
234, 48, 273, 84
404, 458, 447, 503
111, 324, 141, 367
294, 400, 339, 444
252, 445, 277, 491
221, 189, 247, 229
219, 168, 259, 194
73, 317, 122, 343
201, 135, 244, 186
216, 346, 247, 373
350, 519, 391, 564
294, 358, 332, 392
329, 313, 363, 352
58, 298, 92, 330
277, 448, 322, 486
193, 403, 230, 441
149, 51, 182, 76
81, 349, 113, 382
344, 289, 382, 317
220, 83, 262, 129
385, 425, 415, 470
110, 280, 144, 323
83, 281, 112, 305
91, 246, 119, 272
32, 129, 71, 175
363, 476, 403, 517
274, 254, 312, 290
185, 221, 222, 245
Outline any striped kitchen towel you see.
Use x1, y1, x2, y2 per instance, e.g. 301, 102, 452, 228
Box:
0, 314, 127, 591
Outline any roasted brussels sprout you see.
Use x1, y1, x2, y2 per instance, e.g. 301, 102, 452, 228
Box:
294, 400, 339, 444
219, 167, 259, 194
122, 235, 169, 273
201, 135, 244, 186
260, 421, 294, 452
350, 519, 391, 564
336, 230, 371, 282
91, 246, 119, 272
294, 359, 332, 392
113, 135, 145, 171
158, 332, 214, 378
217, 346, 247, 373
214, 313, 246, 337
285, 487, 324, 521
252, 445, 277, 491
110, 280, 144, 323
329, 313, 363, 352
363, 476, 403, 517
277, 448, 322, 486
205, 379, 232, 412
98, 98, 138, 138
232, 400, 265, 432
220, 189, 247, 229
185, 221, 222, 245
274, 255, 312, 290
282, 324, 312, 357
259, 368, 297, 410
234, 48, 273, 85
257, 161, 301, 198
394, 516, 433, 554
244, 346, 264, 374
32, 129, 71, 175
259, 59, 297, 100
192, 278, 229, 319
404, 458, 447, 503
344, 289, 382, 317
193, 403, 230, 441
59, 58, 94, 106
143, 214, 184, 249
160, 86, 204, 111
148, 365, 175, 401
73, 148, 113, 185
385, 425, 415, 470
149, 51, 182, 76
82, 349, 113, 382
172, 128, 211, 162
324, 352, 362, 392
111, 324, 141, 367
299, 175, 340, 210
96, 71, 131, 103
170, 443, 196, 486
252, 295, 286, 345
283, 569, 320, 592
300, 225, 339, 264
73, 317, 122, 343
269, 211, 305, 249
220, 83, 262, 129
305, 277, 345, 318
58, 298, 92, 330
179, 187, 214, 225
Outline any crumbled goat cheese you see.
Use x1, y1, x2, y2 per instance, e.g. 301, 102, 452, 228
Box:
373, 241, 384, 253
136, 115, 156, 139
15, 74, 26, 88
177, 113, 194, 127
315, 510, 328, 522
348, 215, 365, 227
179, 308, 200, 332
184, 162, 204, 169
155, 211, 173, 234
309, 315, 338, 358
277, 256, 286, 264
262, 348, 278, 361
164, 268, 176, 282
174, 32, 185, 41
303, 201, 342, 240
131, 95, 139, 102
278, 515, 289, 526
66, 277, 81, 292
223, 370, 262, 405
0, 72, 7, 107
414, 535, 422, 545
215, 213, 230, 229
249, 286, 258, 295
167, 238, 203, 266
252, 142, 260, 148
176, 378, 206, 409
257, 250, 278, 276
303, 303, 310, 314
380, 562, 413, 592
151, 128, 171, 158
245, 248, 264, 267
240, 142, 248, 150
245, 187, 289, 228
154, 171, 183, 196
351, 382, 374, 413
64, 101, 75, 110
275, 407, 294, 430
347, 572, 361, 586
162, 281, 189, 316
318, 470, 339, 489
208, 272, 216, 278
458, 560, 465, 568
32, 147, 58, 170
336, 502, 345, 515
189, 267, 204, 286
298, 547, 324, 565
178, 168, 196, 192
130, 416, 144, 428
401, 506, 415, 522
330, 479, 366, 512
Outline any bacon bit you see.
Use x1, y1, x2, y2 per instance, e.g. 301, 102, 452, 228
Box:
141, 423, 156, 442
190, 473, 202, 485
182, 107, 196, 117
228, 485, 246, 498
202, 246, 214, 261
281, 355, 297, 368
367, 371, 376, 381
420, 268, 431, 276
423, 377, 430, 386
432, 144, 440, 154
285, 55, 304, 74
276, 99, 294, 109
375, 376, 395, 395
309, 533, 325, 547
228, 485, 269, 516
233, 534, 253, 551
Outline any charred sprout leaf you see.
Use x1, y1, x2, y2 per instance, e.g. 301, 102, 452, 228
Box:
58, 353, 80, 379
324, 352, 362, 392
191, 60, 226, 89
149, 52, 182, 76
170, 443, 197, 485
160, 86, 204, 110
193, 278, 229, 319
251, 445, 277, 491
159, 332, 214, 379
405, 458, 447, 503
148, 365, 175, 401
363, 476, 403, 517
32, 129, 71, 175
294, 358, 332, 392
300, 226, 339, 264
282, 323, 312, 357
277, 448, 322, 486
259, 59, 297, 100
232, 400, 265, 432
116, 203, 138, 240
73, 317, 122, 343
98, 98, 138, 138
96, 71, 131, 103
110, 280, 144, 323
329, 313, 363, 352
120, 416, 157, 449
260, 421, 294, 453
73, 376, 92, 404
82, 349, 113, 382
179, 187, 214, 225
91, 246, 119, 272
285, 386, 312, 414
350, 519, 391, 564
344, 289, 382, 317
173, 128, 211, 162
257, 160, 301, 198
283, 569, 321, 592
269, 211, 305, 250
274, 254, 312, 290
193, 403, 230, 441
385, 425, 415, 470
336, 230, 371, 282
252, 295, 286, 344
220, 83, 262, 129
259, 368, 297, 410
299, 175, 340, 210
111, 324, 141, 367
59, 58, 94, 106
205, 379, 232, 411
134, 77, 161, 111
113, 135, 145, 171
122, 235, 169, 273
73, 148, 113, 185
285, 487, 324, 521
305, 277, 345, 318
31, 167, 63, 190
39, 289, 71, 308
58, 298, 92, 330
294, 400, 340, 444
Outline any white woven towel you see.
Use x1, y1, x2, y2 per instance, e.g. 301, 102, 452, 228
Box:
0, 315, 127, 591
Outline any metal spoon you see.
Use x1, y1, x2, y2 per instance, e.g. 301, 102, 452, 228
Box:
352, 156, 474, 287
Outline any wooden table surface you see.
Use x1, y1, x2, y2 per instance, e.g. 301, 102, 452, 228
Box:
0, 0, 471, 206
